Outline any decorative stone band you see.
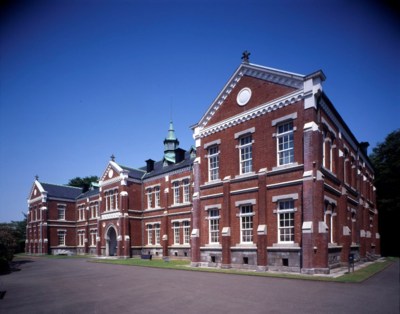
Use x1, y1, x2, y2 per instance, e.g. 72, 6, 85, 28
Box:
101, 212, 122, 220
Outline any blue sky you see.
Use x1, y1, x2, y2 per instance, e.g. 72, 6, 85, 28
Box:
0, 0, 399, 222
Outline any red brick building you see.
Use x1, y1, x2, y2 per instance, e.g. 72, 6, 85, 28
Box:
26, 55, 380, 274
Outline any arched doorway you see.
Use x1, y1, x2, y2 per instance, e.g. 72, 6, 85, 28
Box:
106, 226, 117, 256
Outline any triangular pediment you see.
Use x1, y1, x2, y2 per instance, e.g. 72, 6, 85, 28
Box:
100, 161, 123, 182
195, 62, 306, 130
28, 180, 46, 203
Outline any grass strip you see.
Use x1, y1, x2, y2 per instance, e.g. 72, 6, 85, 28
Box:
89, 257, 396, 283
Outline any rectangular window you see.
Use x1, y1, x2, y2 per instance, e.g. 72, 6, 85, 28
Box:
208, 146, 220, 181
183, 221, 190, 244
239, 135, 253, 174
240, 205, 253, 243
277, 121, 294, 166
106, 189, 118, 211
173, 182, 180, 204
154, 223, 160, 245
57, 231, 66, 246
173, 222, 180, 244
183, 179, 190, 203
278, 200, 295, 243
154, 187, 160, 208
146, 188, 153, 209
209, 209, 220, 244
57, 205, 65, 220
90, 230, 97, 246
78, 231, 85, 246
147, 224, 153, 245
78, 206, 85, 221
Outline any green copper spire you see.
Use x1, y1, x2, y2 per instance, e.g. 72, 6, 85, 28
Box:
166, 120, 177, 141
164, 121, 179, 164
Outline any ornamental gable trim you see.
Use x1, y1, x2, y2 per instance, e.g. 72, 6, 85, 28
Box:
195, 63, 306, 130
198, 89, 304, 139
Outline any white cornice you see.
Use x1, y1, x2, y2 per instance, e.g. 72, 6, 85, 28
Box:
196, 90, 303, 139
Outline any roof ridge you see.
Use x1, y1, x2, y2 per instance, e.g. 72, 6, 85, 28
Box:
119, 164, 146, 172
40, 182, 82, 190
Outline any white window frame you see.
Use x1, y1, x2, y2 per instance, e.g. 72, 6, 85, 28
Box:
183, 179, 190, 203
277, 121, 294, 166
154, 187, 160, 208
147, 224, 153, 245
172, 222, 180, 244
105, 189, 118, 211
239, 135, 253, 174
172, 181, 180, 205
239, 205, 254, 243
154, 223, 161, 245
208, 145, 220, 181
146, 188, 153, 209
57, 205, 66, 220
183, 221, 190, 244
78, 231, 85, 247
57, 230, 66, 246
277, 200, 295, 244
208, 209, 220, 244
90, 230, 97, 247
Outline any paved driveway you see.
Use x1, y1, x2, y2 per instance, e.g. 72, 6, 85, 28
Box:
0, 257, 398, 314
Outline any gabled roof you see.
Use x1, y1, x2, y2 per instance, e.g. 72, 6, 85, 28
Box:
40, 182, 82, 200
76, 186, 100, 200
142, 150, 194, 180
120, 165, 146, 180
193, 61, 325, 130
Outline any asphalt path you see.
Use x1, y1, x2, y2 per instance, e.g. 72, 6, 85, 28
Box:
0, 257, 398, 314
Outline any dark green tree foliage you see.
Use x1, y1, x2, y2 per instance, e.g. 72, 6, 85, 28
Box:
68, 176, 99, 193
0, 214, 27, 273
370, 129, 400, 256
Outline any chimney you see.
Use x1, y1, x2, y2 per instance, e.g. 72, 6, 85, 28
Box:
175, 148, 186, 163
146, 159, 155, 172
359, 142, 369, 156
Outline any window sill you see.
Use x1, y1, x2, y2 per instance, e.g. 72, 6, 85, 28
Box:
269, 163, 303, 175
204, 244, 222, 248
234, 172, 256, 181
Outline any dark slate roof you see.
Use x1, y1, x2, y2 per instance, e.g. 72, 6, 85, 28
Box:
76, 187, 100, 200
142, 151, 195, 180
120, 165, 146, 180
41, 183, 83, 200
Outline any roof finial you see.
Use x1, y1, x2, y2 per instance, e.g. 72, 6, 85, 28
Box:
241, 50, 251, 63
110, 154, 115, 162
35, 175, 39, 181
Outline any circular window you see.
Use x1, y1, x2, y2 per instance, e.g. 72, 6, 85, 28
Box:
108, 169, 114, 178
236, 87, 252, 106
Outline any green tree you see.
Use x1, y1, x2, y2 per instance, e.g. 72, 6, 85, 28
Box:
370, 129, 400, 256
0, 213, 27, 271
68, 176, 99, 193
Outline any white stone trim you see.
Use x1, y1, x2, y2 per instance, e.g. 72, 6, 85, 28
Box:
302, 221, 313, 233
204, 204, 221, 211
204, 139, 221, 149
197, 89, 304, 138
234, 127, 255, 139
272, 193, 299, 202
235, 199, 256, 207
271, 112, 297, 126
